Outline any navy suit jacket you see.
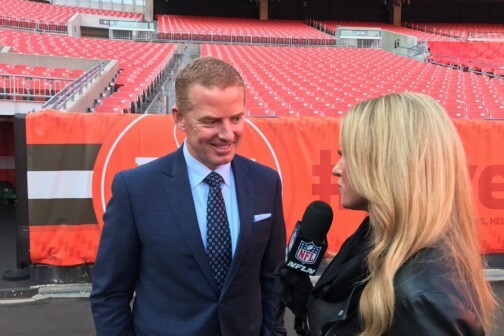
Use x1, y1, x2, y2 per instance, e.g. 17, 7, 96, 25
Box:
91, 146, 287, 336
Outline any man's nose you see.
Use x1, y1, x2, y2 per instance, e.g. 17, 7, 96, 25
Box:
219, 120, 234, 140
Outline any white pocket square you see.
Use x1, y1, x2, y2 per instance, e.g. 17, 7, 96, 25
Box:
253, 213, 271, 222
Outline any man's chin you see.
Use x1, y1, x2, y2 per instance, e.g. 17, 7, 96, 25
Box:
213, 154, 235, 167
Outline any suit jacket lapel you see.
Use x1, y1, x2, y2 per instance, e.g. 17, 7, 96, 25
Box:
162, 147, 218, 292
220, 156, 253, 295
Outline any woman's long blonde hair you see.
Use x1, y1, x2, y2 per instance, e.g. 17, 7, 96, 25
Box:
340, 92, 496, 335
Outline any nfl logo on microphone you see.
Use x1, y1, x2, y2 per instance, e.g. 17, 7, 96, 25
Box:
295, 241, 321, 265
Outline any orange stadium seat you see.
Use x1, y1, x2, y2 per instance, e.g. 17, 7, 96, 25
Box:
246, 98, 267, 110
323, 108, 346, 117
101, 97, 133, 114
487, 103, 504, 118
94, 105, 123, 113
247, 107, 274, 117
267, 100, 289, 110
118, 86, 145, 104
288, 101, 312, 110
298, 108, 323, 117
273, 108, 298, 117
112, 92, 141, 113
311, 101, 334, 110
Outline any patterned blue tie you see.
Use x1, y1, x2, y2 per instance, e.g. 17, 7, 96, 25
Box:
204, 172, 232, 290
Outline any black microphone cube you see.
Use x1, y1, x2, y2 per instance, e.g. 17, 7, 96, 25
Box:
286, 224, 328, 275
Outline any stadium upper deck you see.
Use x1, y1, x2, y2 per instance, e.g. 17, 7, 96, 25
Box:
405, 23, 504, 40
0, 0, 142, 22
320, 21, 456, 42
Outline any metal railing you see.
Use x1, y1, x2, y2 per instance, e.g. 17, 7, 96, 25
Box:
426, 53, 504, 78
143, 45, 190, 114
403, 23, 465, 40
42, 62, 107, 111
155, 30, 337, 47
467, 60, 504, 77
308, 19, 336, 36
0, 74, 73, 102
0, 15, 67, 34
467, 31, 504, 42
395, 42, 428, 60
109, 20, 156, 41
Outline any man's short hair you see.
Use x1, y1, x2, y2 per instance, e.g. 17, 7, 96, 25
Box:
174, 57, 245, 114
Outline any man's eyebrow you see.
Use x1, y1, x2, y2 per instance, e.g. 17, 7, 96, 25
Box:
198, 116, 220, 122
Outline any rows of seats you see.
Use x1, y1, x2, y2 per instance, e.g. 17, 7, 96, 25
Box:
0, 0, 141, 22
0, 12, 500, 117
0, 29, 176, 70
201, 44, 504, 119
406, 23, 504, 40
157, 15, 335, 45
0, 0, 141, 33
94, 85, 149, 114
0, 29, 176, 112
0, 63, 82, 101
320, 21, 456, 42
0, 63, 84, 78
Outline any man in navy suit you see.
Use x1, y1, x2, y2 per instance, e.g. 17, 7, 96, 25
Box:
90, 57, 287, 336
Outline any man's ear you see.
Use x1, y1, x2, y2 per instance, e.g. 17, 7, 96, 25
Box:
172, 105, 186, 132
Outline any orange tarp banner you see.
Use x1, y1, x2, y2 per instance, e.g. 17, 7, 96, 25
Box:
25, 110, 504, 266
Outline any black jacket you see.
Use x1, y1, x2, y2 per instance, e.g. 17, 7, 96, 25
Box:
307, 218, 484, 336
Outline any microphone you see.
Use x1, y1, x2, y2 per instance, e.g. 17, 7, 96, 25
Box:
285, 200, 333, 275
272, 201, 333, 332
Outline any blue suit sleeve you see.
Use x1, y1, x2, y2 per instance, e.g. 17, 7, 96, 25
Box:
261, 174, 287, 336
90, 172, 140, 336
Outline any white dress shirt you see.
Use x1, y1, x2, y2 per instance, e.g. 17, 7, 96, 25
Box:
183, 143, 240, 256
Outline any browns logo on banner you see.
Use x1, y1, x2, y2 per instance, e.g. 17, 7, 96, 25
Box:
25, 111, 139, 265
24, 110, 504, 266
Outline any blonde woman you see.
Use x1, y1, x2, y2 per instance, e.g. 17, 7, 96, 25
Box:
277, 92, 496, 336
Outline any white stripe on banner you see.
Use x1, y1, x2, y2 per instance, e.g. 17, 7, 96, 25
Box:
28, 171, 93, 199
0, 156, 15, 169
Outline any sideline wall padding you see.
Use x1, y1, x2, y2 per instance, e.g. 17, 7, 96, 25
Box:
0, 121, 16, 187
23, 110, 504, 266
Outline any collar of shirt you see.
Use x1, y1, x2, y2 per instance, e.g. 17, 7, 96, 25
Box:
182, 141, 239, 256
182, 142, 231, 189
